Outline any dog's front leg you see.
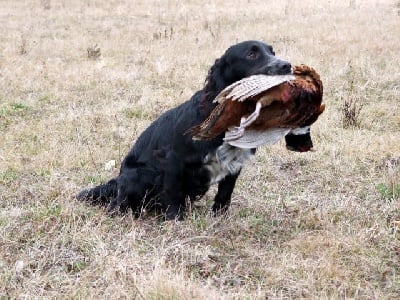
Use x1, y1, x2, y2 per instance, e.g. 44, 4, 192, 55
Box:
158, 151, 186, 220
212, 171, 241, 215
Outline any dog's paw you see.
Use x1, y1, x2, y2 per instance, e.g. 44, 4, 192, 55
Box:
211, 203, 230, 217
76, 189, 91, 201
106, 199, 130, 216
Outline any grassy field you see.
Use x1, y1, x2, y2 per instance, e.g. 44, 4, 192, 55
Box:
1, 0, 400, 298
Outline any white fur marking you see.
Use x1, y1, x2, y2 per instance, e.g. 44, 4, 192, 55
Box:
204, 143, 253, 185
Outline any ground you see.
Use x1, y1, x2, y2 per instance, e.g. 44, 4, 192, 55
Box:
1, 0, 399, 298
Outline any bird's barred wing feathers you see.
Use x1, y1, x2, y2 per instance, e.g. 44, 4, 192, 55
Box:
225, 127, 291, 148
214, 74, 295, 103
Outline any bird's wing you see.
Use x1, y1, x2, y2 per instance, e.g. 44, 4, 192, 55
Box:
214, 74, 295, 103
225, 127, 291, 149
186, 101, 227, 140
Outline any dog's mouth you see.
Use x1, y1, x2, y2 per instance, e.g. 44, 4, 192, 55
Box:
265, 68, 293, 76
252, 64, 293, 76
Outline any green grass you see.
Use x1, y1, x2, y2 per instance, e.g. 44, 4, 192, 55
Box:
377, 182, 400, 200
0, 103, 31, 117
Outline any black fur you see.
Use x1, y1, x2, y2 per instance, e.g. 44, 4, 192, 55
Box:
77, 40, 292, 220
285, 131, 314, 152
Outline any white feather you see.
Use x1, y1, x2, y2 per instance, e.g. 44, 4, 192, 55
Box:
289, 126, 311, 135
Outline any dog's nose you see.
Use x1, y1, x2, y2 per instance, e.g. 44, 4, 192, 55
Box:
267, 58, 292, 75
279, 61, 292, 74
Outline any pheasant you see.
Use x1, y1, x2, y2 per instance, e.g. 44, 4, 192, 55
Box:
187, 64, 325, 148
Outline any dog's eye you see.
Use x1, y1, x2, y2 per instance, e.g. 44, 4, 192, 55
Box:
246, 50, 259, 60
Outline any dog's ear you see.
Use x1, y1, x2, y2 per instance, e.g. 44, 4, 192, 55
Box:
153, 148, 168, 163
204, 58, 228, 96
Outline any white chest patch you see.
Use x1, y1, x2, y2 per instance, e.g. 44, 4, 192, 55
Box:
203, 143, 254, 185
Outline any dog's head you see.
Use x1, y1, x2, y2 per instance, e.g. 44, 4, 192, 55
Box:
205, 41, 292, 96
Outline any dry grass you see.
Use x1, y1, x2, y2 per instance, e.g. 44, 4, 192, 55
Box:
1, 0, 400, 298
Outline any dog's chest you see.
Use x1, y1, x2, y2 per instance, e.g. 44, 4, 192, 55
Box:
203, 143, 253, 185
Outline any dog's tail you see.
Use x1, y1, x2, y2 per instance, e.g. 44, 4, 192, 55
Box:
76, 179, 118, 205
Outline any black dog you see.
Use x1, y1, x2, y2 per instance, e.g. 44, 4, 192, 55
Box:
77, 40, 312, 220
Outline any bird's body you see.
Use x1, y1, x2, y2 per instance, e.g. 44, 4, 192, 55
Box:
187, 64, 325, 147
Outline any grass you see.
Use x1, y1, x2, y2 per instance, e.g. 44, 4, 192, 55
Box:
1, 0, 400, 298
